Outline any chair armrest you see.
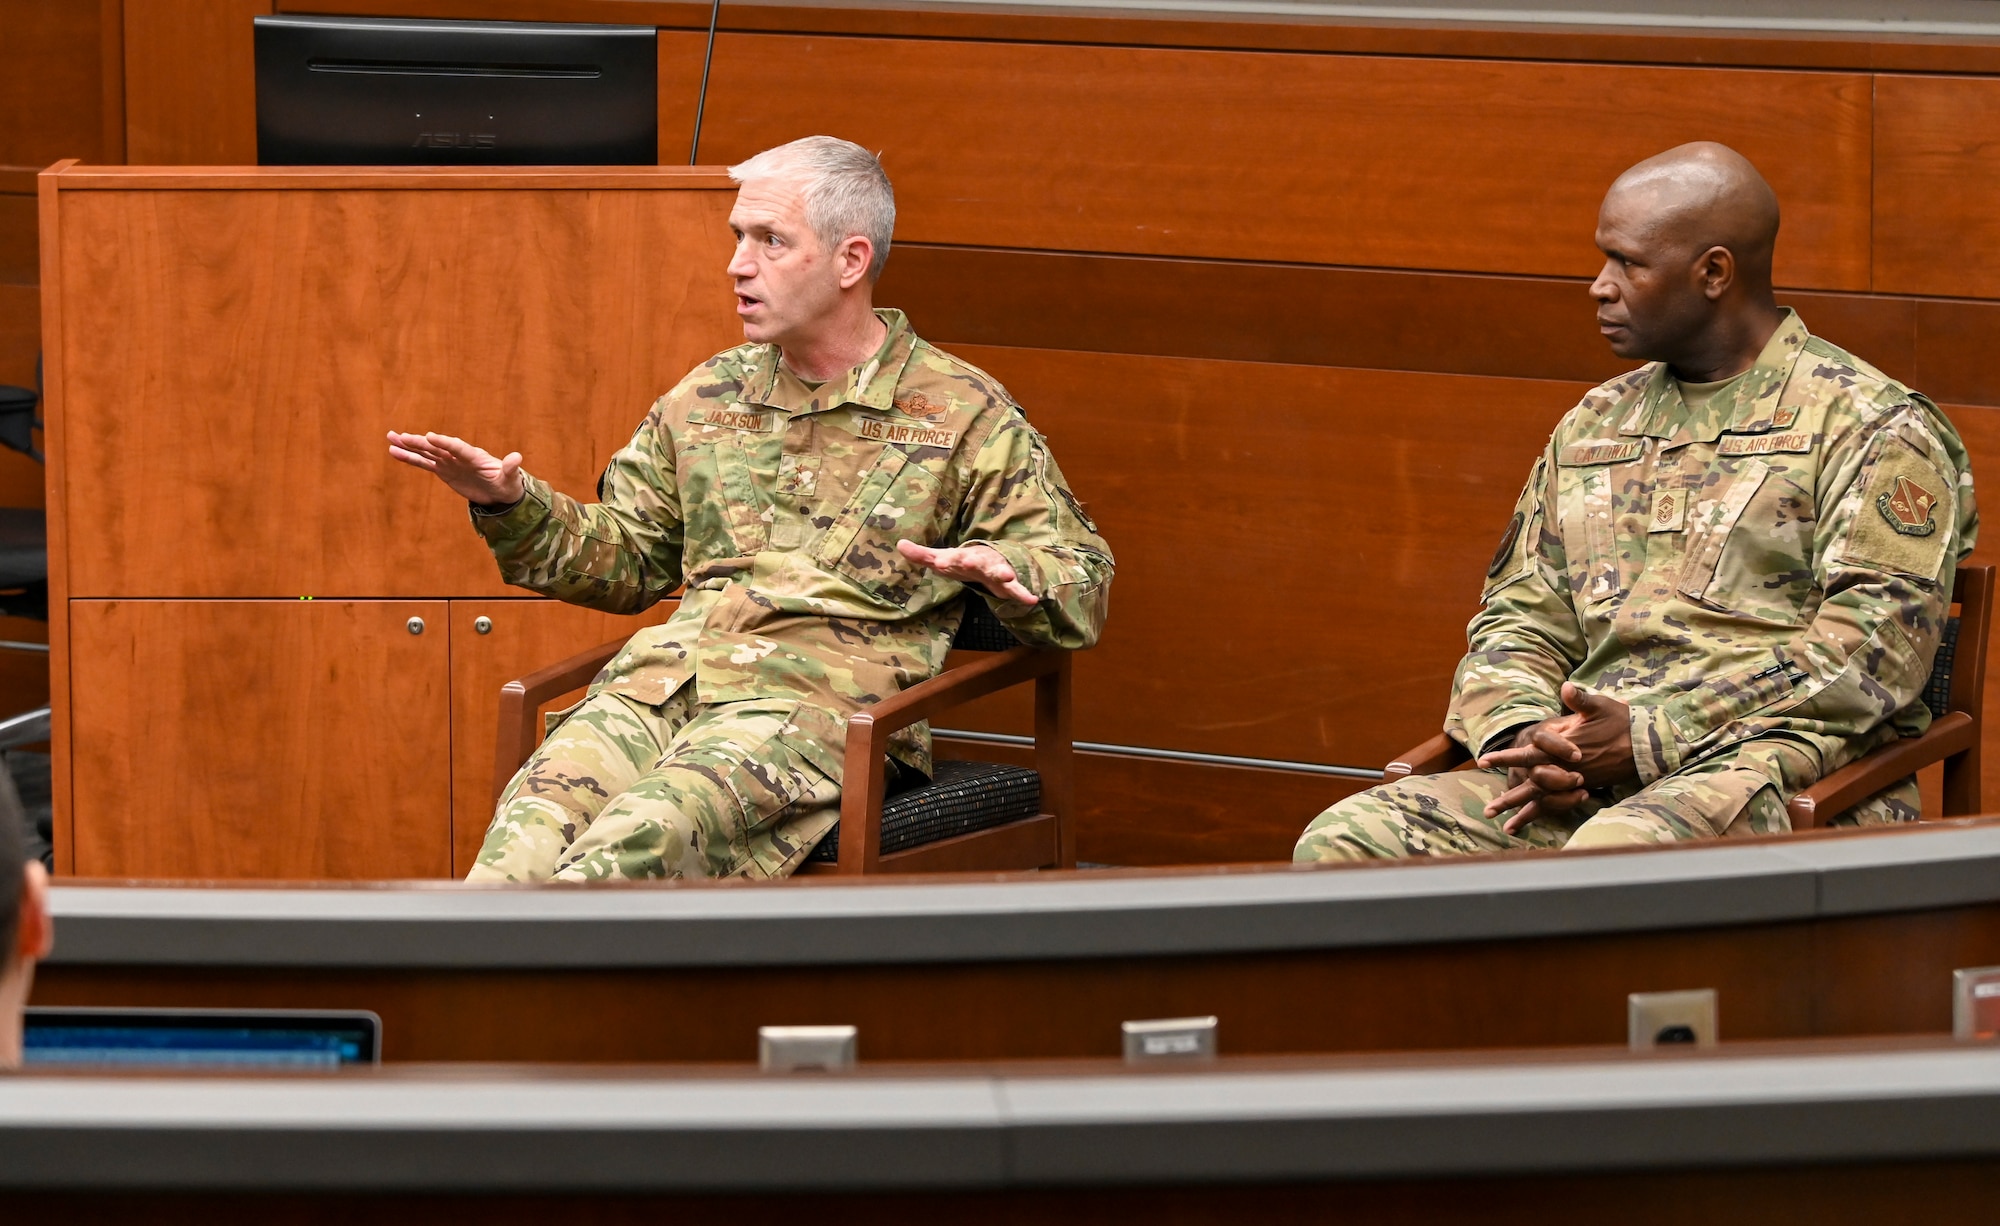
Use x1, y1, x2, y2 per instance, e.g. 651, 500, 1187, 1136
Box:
492, 637, 626, 806
1386, 732, 1471, 782
1786, 711, 1977, 829
838, 645, 1066, 874
855, 646, 1061, 740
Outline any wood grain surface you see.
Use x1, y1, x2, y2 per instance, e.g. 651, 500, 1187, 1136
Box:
51, 179, 740, 598
693, 37, 1873, 288
66, 599, 453, 879
941, 343, 1587, 769
291, 0, 2000, 77
0, 0, 114, 173
33, 899, 2000, 1062
882, 245, 2000, 407
1875, 73, 2000, 300
123, 0, 271, 165
449, 598, 674, 875
935, 735, 1369, 865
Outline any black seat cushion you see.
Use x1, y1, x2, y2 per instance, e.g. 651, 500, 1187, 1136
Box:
952, 596, 1024, 653
808, 759, 1042, 863
0, 508, 46, 590
1925, 615, 1962, 720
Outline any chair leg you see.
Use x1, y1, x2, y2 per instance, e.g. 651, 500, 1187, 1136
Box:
1035, 657, 1075, 870
1943, 744, 1981, 818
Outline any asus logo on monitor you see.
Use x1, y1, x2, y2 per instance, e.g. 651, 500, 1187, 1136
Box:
413, 132, 498, 149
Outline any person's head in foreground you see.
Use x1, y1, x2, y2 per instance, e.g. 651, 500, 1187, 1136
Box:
726, 135, 895, 380
0, 807, 52, 1069
1590, 140, 1787, 380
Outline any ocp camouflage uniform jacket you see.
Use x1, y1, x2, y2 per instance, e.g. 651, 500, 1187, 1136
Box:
471, 309, 1114, 782
1450, 310, 1978, 790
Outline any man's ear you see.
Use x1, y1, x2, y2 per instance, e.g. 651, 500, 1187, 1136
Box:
835, 235, 876, 291
17, 862, 51, 963
1698, 244, 1736, 301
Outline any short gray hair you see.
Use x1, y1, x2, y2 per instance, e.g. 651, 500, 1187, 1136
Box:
729, 136, 895, 281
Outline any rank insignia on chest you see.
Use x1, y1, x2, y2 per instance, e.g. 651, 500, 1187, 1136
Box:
1877, 475, 1940, 537
1649, 489, 1686, 534
779, 453, 821, 497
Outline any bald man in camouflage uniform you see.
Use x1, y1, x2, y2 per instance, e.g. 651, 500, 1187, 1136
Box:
1297, 143, 1975, 862
393, 138, 1112, 881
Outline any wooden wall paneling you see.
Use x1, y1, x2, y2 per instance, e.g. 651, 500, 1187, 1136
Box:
883, 248, 1966, 402
1914, 299, 2000, 410
448, 598, 677, 875
936, 735, 1370, 865
66, 599, 453, 879
656, 29, 713, 165
98, 0, 126, 166
936, 344, 1588, 770
261, 1, 2000, 80
51, 177, 740, 598
0, 283, 35, 389
0, 0, 113, 172
1874, 74, 2000, 300
696, 38, 1873, 288
0, 194, 36, 287
122, 0, 270, 165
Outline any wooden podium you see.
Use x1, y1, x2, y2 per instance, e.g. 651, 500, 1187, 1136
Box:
37, 164, 744, 880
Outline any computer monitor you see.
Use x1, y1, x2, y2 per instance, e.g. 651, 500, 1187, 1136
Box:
23, 1007, 381, 1070
254, 15, 657, 165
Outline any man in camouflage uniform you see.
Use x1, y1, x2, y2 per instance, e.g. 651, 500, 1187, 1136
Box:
390, 137, 1113, 881
1297, 142, 1977, 862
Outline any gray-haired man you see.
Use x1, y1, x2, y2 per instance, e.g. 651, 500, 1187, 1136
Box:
389, 136, 1115, 882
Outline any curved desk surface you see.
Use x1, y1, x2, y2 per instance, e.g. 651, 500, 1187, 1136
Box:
4, 1041, 2000, 1221
31, 821, 2000, 1063
44, 820, 2000, 970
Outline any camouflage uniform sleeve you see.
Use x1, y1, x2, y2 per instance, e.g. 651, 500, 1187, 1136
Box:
1445, 442, 1588, 756
1626, 397, 1978, 783
469, 396, 686, 614
952, 411, 1114, 650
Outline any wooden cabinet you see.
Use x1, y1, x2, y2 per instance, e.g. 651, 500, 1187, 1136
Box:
41, 167, 743, 879
68, 599, 451, 879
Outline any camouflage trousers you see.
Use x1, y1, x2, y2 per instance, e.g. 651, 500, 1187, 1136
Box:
467, 688, 841, 883
1294, 737, 1920, 863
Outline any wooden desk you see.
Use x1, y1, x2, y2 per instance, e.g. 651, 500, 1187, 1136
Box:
31, 819, 2000, 1063
38, 164, 739, 879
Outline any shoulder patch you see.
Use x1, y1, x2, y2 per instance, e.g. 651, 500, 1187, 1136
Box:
1842, 444, 1955, 581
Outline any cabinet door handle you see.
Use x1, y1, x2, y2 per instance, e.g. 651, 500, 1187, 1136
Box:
473, 616, 493, 635
407, 617, 425, 635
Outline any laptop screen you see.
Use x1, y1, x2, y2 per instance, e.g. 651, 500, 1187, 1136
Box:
22, 1007, 380, 1070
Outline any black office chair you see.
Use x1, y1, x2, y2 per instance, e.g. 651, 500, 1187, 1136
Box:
0, 366, 51, 866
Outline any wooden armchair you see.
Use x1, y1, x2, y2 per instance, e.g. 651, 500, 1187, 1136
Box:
494, 596, 1075, 876
1383, 565, 1995, 829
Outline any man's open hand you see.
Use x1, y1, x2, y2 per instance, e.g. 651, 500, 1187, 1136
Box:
387, 432, 525, 508
896, 540, 1038, 605
1477, 683, 1638, 833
